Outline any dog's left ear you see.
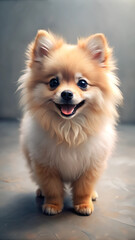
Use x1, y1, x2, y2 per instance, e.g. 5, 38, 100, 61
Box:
78, 34, 112, 67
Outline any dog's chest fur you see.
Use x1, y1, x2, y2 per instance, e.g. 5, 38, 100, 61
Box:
21, 113, 115, 182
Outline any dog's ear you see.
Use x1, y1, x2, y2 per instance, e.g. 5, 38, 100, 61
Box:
28, 30, 63, 65
32, 30, 55, 62
78, 34, 112, 67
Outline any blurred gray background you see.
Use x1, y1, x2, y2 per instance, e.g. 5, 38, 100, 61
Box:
0, 0, 135, 123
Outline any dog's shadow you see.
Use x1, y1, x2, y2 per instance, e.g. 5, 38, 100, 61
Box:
0, 192, 74, 239
35, 192, 73, 213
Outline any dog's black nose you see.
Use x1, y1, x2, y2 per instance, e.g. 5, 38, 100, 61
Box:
61, 90, 73, 101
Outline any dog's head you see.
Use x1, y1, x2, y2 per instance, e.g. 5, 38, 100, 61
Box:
19, 30, 122, 145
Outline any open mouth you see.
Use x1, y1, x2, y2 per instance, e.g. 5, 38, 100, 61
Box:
55, 100, 85, 117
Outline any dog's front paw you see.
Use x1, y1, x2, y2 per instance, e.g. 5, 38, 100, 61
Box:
42, 203, 62, 215
74, 200, 94, 216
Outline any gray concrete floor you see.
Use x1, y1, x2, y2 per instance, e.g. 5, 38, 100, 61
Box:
0, 121, 135, 240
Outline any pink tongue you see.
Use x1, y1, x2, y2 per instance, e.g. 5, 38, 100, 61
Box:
61, 105, 75, 115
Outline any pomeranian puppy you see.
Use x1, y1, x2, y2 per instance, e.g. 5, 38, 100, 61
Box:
19, 30, 122, 215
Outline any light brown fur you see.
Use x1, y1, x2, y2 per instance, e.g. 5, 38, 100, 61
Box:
19, 30, 122, 215
35, 163, 64, 214
72, 169, 97, 215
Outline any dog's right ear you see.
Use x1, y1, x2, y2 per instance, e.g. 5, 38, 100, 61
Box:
28, 30, 63, 65
32, 30, 54, 62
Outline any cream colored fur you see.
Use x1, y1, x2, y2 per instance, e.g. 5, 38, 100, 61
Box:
19, 30, 122, 215
21, 112, 115, 182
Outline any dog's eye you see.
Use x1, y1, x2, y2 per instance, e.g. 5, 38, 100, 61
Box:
77, 79, 88, 90
49, 77, 59, 89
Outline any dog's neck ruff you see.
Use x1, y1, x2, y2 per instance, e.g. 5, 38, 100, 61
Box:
35, 110, 108, 147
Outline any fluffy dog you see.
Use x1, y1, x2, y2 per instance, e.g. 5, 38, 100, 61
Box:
19, 30, 122, 215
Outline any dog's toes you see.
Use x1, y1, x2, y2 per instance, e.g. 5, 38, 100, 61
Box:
42, 203, 62, 215
74, 201, 94, 216
92, 191, 98, 201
